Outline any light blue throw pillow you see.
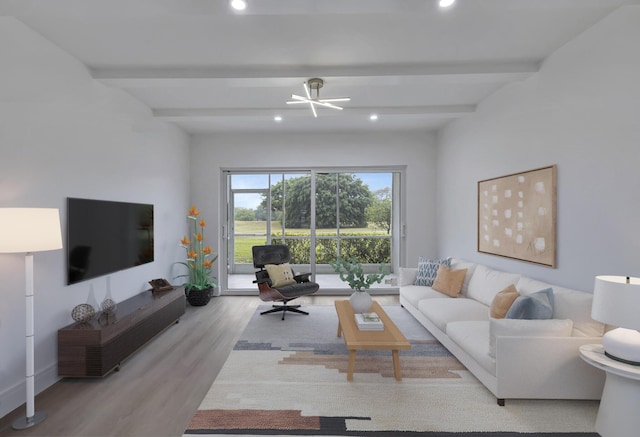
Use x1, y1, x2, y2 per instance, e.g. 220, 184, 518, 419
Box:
415, 257, 451, 286
505, 287, 554, 320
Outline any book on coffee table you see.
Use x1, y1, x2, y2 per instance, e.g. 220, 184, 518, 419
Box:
354, 312, 384, 331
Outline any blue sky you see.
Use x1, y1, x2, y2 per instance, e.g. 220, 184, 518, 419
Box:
232, 172, 392, 209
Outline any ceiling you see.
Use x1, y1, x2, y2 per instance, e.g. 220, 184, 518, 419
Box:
1, 0, 636, 134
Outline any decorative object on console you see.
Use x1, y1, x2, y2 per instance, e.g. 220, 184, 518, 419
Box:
71, 303, 96, 323
477, 165, 557, 267
86, 283, 99, 315
329, 257, 387, 313
176, 205, 218, 306
149, 277, 173, 292
101, 276, 117, 313
592, 275, 640, 365
0, 208, 63, 430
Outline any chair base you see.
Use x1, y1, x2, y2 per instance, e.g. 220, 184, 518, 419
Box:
261, 303, 309, 320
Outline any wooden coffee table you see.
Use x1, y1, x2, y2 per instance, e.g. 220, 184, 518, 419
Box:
335, 300, 411, 381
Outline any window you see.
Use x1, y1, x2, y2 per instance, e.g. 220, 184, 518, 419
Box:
223, 168, 403, 293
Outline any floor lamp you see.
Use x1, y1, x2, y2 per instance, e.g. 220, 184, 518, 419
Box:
0, 208, 63, 430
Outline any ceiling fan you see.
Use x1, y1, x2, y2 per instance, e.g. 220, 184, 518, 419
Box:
286, 78, 351, 118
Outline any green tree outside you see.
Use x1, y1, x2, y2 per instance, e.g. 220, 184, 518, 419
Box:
366, 187, 392, 233
262, 173, 373, 228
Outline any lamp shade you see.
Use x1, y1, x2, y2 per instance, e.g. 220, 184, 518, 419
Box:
0, 208, 63, 253
592, 275, 640, 331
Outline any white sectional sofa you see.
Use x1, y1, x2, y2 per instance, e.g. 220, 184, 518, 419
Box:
399, 258, 606, 405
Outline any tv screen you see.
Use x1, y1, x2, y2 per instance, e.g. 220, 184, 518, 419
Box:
67, 198, 154, 285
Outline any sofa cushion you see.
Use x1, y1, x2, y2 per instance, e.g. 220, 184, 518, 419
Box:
418, 298, 489, 332
415, 257, 451, 286
489, 317, 573, 358
400, 285, 449, 308
516, 277, 605, 337
432, 265, 467, 298
450, 258, 477, 296
467, 264, 521, 306
446, 321, 495, 376
506, 288, 554, 320
489, 284, 520, 319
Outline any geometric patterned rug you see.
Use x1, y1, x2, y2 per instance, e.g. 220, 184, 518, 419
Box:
184, 304, 599, 436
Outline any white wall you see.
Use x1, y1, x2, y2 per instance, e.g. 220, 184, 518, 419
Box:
0, 18, 190, 418
436, 6, 640, 292
189, 131, 438, 280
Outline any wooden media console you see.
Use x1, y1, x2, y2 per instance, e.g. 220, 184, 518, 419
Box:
58, 287, 185, 377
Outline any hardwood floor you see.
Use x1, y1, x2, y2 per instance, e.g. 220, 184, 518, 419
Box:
0, 295, 398, 437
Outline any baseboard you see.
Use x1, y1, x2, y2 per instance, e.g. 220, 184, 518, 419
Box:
0, 362, 59, 419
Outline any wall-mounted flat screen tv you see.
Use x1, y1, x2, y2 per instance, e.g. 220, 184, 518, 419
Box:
67, 198, 154, 285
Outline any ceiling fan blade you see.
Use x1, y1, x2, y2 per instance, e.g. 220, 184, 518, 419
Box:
318, 97, 351, 103
309, 102, 318, 118
313, 100, 344, 110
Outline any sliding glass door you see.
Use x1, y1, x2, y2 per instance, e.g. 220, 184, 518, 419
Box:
223, 168, 402, 293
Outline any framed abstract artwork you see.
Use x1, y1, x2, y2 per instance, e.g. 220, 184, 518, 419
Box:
477, 165, 557, 267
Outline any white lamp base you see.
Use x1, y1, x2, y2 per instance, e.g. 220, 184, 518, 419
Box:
12, 411, 47, 430
603, 328, 640, 365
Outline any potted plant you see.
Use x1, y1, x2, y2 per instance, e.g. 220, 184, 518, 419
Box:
329, 257, 387, 313
176, 205, 218, 306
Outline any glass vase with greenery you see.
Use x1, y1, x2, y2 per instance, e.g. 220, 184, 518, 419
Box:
329, 257, 387, 291
177, 205, 217, 296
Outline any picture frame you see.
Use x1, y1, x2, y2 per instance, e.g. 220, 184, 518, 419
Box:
477, 165, 557, 267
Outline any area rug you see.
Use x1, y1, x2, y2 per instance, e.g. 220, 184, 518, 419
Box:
184, 305, 599, 436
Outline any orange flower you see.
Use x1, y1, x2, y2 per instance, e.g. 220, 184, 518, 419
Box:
188, 205, 200, 217
187, 249, 198, 259
203, 260, 213, 268
196, 232, 203, 242
180, 236, 191, 246
202, 246, 212, 255
199, 219, 207, 228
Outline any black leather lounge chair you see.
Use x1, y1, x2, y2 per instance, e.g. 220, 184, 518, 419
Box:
252, 244, 319, 320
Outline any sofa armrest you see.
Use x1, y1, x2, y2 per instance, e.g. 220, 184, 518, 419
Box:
495, 336, 605, 399
399, 267, 418, 286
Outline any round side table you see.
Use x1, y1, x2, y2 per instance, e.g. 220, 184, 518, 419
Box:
579, 344, 640, 437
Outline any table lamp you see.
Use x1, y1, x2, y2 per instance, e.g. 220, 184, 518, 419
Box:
0, 208, 63, 429
592, 275, 640, 366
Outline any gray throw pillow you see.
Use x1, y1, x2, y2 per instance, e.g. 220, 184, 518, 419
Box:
415, 257, 451, 286
505, 287, 554, 320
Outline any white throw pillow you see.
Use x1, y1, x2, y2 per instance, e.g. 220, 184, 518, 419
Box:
489, 317, 573, 358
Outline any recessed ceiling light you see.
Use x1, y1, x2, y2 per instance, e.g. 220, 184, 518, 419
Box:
439, 0, 456, 8
230, 0, 247, 11
369, 114, 379, 121
274, 116, 282, 122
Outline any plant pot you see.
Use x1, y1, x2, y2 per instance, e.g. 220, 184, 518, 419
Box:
185, 286, 212, 306
349, 290, 372, 313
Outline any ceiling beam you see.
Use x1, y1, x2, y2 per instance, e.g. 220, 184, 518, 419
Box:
91, 61, 539, 83
153, 105, 475, 119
